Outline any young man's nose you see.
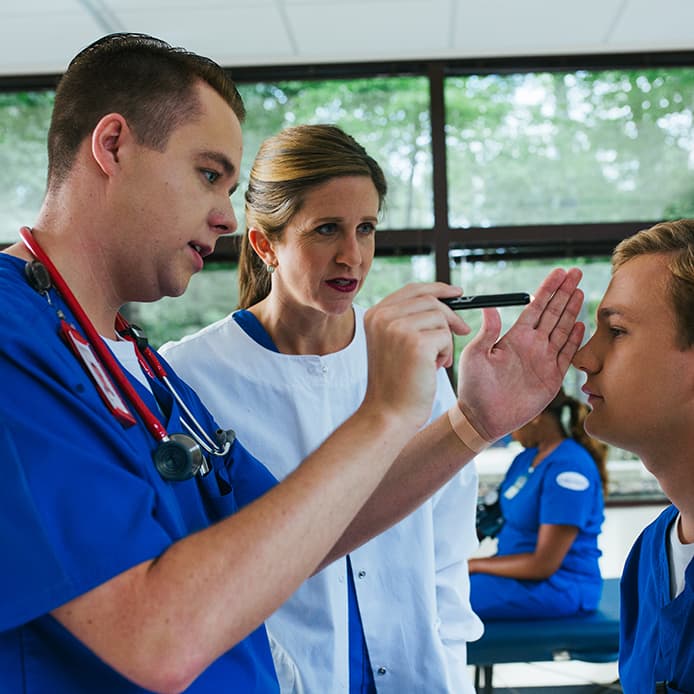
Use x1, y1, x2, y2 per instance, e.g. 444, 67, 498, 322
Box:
210, 201, 237, 236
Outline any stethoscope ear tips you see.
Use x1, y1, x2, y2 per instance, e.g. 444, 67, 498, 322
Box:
25, 260, 52, 293
153, 435, 204, 482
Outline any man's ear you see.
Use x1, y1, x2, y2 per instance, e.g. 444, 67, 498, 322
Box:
248, 227, 277, 267
90, 113, 130, 177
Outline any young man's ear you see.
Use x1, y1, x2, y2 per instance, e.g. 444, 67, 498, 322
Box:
248, 227, 277, 268
90, 113, 131, 177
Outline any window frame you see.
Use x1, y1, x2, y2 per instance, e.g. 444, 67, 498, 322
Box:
4, 49, 692, 272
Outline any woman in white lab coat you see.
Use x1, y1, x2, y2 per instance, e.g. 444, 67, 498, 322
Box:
161, 124, 483, 693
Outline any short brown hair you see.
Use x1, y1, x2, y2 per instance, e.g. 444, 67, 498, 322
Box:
47, 33, 245, 189
613, 219, 694, 348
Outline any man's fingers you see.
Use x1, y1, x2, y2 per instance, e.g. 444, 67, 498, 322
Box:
369, 286, 471, 337
463, 307, 502, 356
557, 321, 586, 374
515, 268, 582, 335
547, 286, 584, 353
514, 268, 569, 328
534, 268, 583, 336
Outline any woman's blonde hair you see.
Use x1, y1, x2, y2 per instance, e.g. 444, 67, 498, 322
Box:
238, 124, 387, 309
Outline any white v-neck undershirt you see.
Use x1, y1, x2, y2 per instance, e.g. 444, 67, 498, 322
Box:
103, 336, 152, 393
669, 512, 694, 599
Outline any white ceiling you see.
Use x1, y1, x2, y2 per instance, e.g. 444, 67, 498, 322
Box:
1, 0, 694, 77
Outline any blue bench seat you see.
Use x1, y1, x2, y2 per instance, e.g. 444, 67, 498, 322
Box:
467, 577, 621, 693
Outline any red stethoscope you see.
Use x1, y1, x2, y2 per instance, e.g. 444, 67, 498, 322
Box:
19, 226, 233, 481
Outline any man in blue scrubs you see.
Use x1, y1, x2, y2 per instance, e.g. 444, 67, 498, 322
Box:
0, 33, 585, 692
573, 219, 694, 693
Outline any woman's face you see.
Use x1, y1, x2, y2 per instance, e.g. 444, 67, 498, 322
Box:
269, 175, 379, 316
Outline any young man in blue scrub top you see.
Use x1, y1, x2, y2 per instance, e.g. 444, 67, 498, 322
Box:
0, 33, 585, 692
573, 219, 694, 693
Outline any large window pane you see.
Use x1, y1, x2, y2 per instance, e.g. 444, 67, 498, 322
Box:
446, 68, 694, 227
0, 77, 433, 245
357, 254, 434, 304
126, 262, 238, 350
0, 91, 52, 243
237, 77, 432, 231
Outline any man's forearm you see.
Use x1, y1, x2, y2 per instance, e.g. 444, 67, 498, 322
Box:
324, 411, 476, 567
51, 402, 417, 691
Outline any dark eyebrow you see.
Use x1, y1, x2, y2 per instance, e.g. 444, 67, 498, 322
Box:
312, 215, 379, 224
597, 306, 628, 321
199, 151, 235, 177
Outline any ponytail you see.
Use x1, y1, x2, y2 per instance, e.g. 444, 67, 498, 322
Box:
547, 390, 609, 496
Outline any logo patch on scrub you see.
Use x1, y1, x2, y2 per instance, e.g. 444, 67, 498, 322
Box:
555, 471, 590, 491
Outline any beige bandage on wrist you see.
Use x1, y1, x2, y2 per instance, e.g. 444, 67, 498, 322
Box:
447, 404, 491, 453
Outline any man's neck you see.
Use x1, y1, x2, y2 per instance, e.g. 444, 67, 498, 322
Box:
17, 224, 121, 338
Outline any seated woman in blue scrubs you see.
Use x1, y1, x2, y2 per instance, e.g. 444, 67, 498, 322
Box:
469, 388, 608, 619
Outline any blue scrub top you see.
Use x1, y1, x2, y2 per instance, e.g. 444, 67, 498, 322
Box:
620, 504, 694, 693
470, 439, 604, 620
498, 439, 604, 584
0, 255, 280, 692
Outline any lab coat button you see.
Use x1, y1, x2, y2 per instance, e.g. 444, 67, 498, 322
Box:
357, 570, 366, 578
377, 667, 387, 676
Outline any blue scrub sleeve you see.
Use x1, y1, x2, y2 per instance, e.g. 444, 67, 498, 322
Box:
538, 455, 599, 528
227, 439, 279, 509
0, 422, 72, 630
0, 260, 282, 692
0, 396, 173, 632
1, 302, 180, 630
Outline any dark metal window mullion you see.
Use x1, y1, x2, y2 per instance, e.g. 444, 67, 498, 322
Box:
428, 62, 451, 286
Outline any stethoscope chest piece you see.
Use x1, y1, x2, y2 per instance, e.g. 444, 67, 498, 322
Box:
153, 434, 205, 482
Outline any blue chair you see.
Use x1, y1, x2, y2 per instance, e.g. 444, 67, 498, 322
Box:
467, 577, 621, 693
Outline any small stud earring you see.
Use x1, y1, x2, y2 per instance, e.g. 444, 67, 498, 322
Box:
266, 263, 276, 274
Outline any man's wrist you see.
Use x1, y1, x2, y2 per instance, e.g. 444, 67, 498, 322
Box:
447, 403, 492, 453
